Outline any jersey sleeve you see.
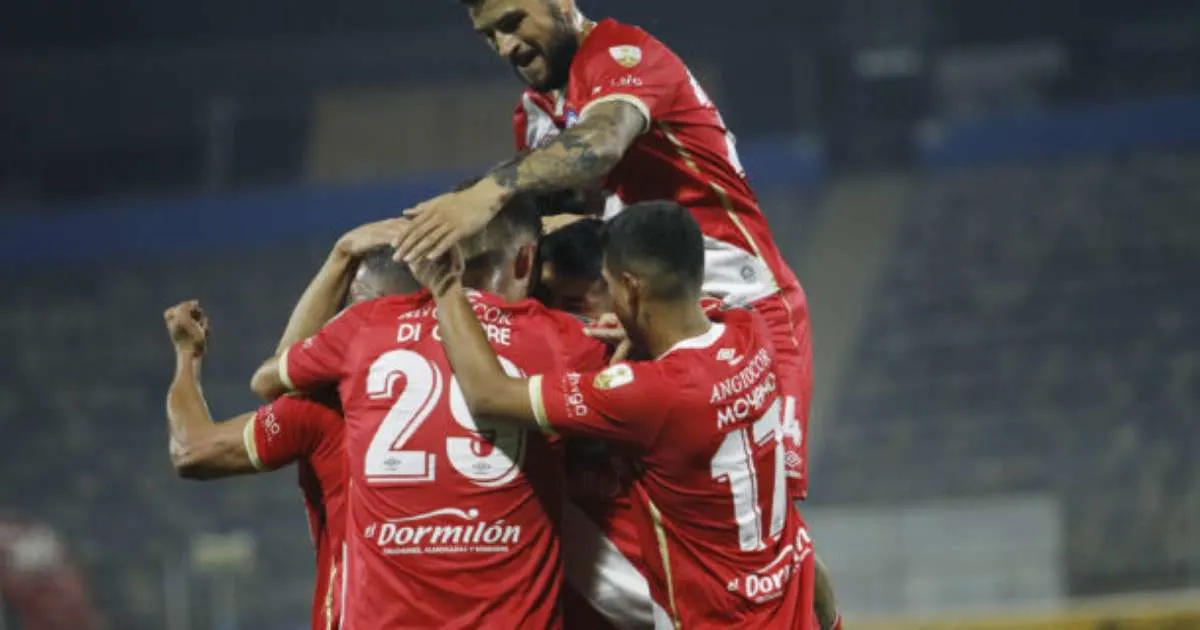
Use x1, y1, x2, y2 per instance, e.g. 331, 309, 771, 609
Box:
243, 395, 342, 471
550, 311, 613, 371
280, 302, 370, 391
529, 362, 671, 449
513, 97, 530, 152
577, 31, 683, 132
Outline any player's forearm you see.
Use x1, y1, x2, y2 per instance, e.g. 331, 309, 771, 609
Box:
488, 102, 641, 197
274, 248, 355, 354
249, 356, 290, 401
431, 283, 537, 424
813, 551, 841, 630
166, 354, 216, 467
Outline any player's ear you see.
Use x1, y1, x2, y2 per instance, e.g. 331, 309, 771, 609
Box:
621, 271, 643, 312
513, 242, 537, 283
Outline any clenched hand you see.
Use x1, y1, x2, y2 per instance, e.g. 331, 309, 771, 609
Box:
164, 300, 210, 357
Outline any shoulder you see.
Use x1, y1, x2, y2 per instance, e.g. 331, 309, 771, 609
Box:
588, 19, 659, 50
577, 19, 675, 71
267, 393, 343, 426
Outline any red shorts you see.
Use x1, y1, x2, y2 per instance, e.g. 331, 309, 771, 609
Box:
751, 286, 813, 500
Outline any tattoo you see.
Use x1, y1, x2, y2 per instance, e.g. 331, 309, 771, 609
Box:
491, 100, 645, 195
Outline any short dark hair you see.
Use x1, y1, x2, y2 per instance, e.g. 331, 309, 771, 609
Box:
603, 201, 704, 300
358, 245, 420, 295
450, 175, 542, 269
539, 218, 604, 281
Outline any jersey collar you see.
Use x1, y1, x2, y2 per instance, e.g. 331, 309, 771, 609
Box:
659, 323, 725, 358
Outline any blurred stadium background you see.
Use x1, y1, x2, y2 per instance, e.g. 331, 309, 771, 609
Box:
2, 0, 1199, 628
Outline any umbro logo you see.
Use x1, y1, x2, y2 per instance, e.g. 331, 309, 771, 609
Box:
716, 348, 744, 366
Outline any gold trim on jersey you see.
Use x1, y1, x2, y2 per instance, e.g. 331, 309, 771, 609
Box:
242, 417, 267, 471
323, 562, 338, 630
582, 94, 652, 135
278, 347, 295, 390
647, 499, 683, 630
656, 122, 797, 340
528, 375, 555, 435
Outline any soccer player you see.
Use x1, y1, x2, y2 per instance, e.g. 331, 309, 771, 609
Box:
533, 217, 611, 320
414, 201, 814, 629
532, 217, 651, 630
163, 221, 404, 630
394, 0, 813, 508
249, 193, 611, 629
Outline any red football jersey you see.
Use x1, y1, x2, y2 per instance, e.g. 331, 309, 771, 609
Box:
513, 18, 812, 497
244, 394, 346, 630
562, 441, 653, 629
281, 290, 609, 630
531, 309, 813, 629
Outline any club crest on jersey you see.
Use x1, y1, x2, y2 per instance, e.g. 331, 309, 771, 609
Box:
608, 45, 643, 68
593, 363, 634, 390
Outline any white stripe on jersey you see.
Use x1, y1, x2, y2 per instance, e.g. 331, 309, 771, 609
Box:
562, 502, 654, 629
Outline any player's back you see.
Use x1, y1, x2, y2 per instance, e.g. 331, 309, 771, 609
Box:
245, 393, 347, 630
296, 422, 346, 630
628, 309, 808, 628
335, 290, 606, 630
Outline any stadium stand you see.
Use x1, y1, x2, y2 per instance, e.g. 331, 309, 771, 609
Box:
816, 150, 1200, 596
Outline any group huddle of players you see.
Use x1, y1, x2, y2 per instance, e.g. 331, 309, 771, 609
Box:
161, 0, 844, 628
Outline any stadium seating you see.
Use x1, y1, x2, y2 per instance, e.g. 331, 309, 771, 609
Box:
815, 151, 1200, 596
0, 244, 330, 629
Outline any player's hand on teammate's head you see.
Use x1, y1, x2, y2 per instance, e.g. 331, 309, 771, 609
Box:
408, 246, 465, 298
393, 177, 508, 263
163, 300, 210, 357
336, 218, 413, 258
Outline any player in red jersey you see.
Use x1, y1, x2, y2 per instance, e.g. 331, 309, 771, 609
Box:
161, 222, 406, 630
250, 193, 611, 630
535, 218, 652, 629
391, 3, 841, 622
394, 0, 812, 502
164, 300, 346, 630
413, 201, 814, 630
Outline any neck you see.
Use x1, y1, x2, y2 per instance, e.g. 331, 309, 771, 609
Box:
641, 298, 712, 358
463, 268, 520, 302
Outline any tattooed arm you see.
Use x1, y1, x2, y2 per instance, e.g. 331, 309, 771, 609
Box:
393, 100, 645, 262
487, 100, 646, 196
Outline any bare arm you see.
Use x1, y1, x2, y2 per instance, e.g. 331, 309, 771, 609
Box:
487, 100, 646, 197
273, 247, 356, 355
163, 301, 257, 479
813, 551, 842, 630
254, 219, 403, 398
249, 355, 289, 401
167, 352, 257, 479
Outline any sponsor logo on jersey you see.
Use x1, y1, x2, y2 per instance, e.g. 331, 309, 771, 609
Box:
608, 45, 643, 68
593, 363, 634, 390
260, 407, 282, 441
363, 507, 522, 556
610, 74, 644, 88
716, 348, 744, 366
724, 527, 812, 604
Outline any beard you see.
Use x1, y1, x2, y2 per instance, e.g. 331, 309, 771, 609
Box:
515, 7, 579, 92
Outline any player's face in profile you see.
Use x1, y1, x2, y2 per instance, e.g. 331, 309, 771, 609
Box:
536, 261, 610, 319
601, 261, 640, 344
468, 0, 579, 92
